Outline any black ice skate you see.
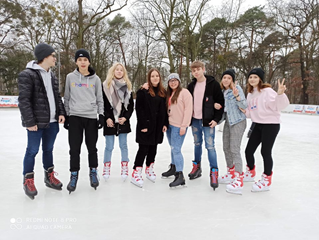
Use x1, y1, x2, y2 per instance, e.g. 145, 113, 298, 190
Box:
169, 171, 186, 188
89, 168, 99, 190
67, 171, 79, 194
161, 164, 176, 178
188, 161, 202, 180
23, 172, 38, 200
210, 168, 219, 190
44, 166, 63, 190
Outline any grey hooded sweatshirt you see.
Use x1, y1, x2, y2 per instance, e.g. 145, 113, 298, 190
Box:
64, 67, 104, 119
26, 60, 56, 123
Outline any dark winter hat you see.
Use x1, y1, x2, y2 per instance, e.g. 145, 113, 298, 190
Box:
34, 43, 55, 62
167, 73, 181, 83
222, 69, 236, 82
248, 68, 265, 81
75, 49, 91, 62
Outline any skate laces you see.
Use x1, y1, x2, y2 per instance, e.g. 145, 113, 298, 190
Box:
121, 162, 128, 175
90, 169, 99, 183
49, 171, 61, 185
190, 163, 198, 174
103, 163, 111, 176
70, 172, 78, 187
24, 178, 36, 191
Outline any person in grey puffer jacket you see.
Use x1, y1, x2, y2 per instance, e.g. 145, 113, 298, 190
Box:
63, 49, 104, 193
18, 43, 65, 200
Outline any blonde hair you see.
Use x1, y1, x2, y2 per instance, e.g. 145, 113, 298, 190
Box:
190, 60, 205, 69
105, 63, 132, 91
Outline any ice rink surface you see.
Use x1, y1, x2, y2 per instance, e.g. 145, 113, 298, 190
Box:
0, 108, 318, 240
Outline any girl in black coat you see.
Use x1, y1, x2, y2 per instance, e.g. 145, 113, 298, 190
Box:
102, 63, 134, 181
131, 68, 168, 188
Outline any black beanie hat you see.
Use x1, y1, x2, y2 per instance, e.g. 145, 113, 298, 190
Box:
222, 69, 236, 82
248, 68, 264, 81
75, 49, 91, 62
34, 43, 55, 62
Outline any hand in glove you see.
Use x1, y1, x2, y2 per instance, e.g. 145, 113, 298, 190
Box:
64, 116, 69, 130
97, 114, 105, 129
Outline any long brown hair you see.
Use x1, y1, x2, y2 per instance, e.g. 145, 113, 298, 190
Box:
247, 78, 271, 93
147, 68, 166, 98
166, 81, 182, 106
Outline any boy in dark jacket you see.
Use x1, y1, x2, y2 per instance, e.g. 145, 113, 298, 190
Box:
63, 49, 104, 193
187, 60, 224, 190
18, 43, 66, 200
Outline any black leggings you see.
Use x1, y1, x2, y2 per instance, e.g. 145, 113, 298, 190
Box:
133, 144, 158, 169
245, 123, 280, 176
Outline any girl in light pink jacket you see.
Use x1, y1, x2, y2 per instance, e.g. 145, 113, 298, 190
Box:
240, 68, 289, 192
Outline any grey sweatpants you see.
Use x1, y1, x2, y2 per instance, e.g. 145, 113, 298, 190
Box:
222, 116, 247, 173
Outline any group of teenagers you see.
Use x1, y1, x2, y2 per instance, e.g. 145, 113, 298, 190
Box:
18, 43, 289, 200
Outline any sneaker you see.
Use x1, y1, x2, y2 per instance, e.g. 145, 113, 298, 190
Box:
131, 167, 144, 188
219, 166, 235, 184
145, 162, 156, 183
226, 172, 243, 195
251, 172, 272, 192
102, 162, 111, 181
243, 165, 256, 182
121, 162, 129, 181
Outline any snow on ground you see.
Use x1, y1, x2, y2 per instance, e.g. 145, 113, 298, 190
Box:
0, 108, 318, 240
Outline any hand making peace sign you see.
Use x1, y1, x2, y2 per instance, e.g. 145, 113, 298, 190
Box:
277, 78, 287, 95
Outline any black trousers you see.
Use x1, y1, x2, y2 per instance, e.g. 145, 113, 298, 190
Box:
245, 123, 280, 176
69, 116, 98, 171
133, 144, 158, 169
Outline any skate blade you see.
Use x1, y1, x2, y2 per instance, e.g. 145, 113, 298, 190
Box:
161, 176, 174, 179
45, 183, 62, 190
26, 195, 35, 200
130, 181, 143, 188
169, 184, 187, 189
251, 188, 270, 193
146, 177, 156, 183
189, 174, 202, 180
226, 189, 242, 195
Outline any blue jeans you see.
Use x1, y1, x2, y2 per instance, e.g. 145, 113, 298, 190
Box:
166, 125, 187, 172
191, 118, 218, 169
23, 122, 59, 175
104, 133, 129, 163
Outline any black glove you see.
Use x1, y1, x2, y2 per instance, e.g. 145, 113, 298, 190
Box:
97, 114, 104, 129
64, 116, 69, 130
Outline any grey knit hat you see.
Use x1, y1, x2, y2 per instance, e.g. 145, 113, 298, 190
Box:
34, 43, 55, 62
167, 73, 181, 82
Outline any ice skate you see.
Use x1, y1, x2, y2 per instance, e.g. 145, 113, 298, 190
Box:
219, 166, 235, 184
121, 161, 129, 181
243, 165, 256, 182
188, 161, 202, 180
89, 168, 99, 190
145, 162, 156, 183
226, 172, 243, 195
161, 164, 176, 178
67, 171, 79, 194
23, 172, 37, 200
251, 172, 272, 192
210, 168, 219, 190
44, 166, 63, 190
169, 171, 186, 188
131, 167, 143, 188
102, 162, 111, 181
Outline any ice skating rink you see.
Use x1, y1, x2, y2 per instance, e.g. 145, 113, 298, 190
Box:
0, 108, 318, 240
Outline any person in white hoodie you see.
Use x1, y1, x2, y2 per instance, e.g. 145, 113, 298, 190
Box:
63, 49, 104, 194
18, 43, 66, 200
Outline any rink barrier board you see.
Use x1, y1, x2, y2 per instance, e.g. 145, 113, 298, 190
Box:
0, 95, 318, 115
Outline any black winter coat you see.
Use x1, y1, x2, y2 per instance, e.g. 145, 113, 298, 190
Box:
102, 89, 134, 136
18, 68, 65, 128
187, 75, 224, 127
135, 88, 168, 145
